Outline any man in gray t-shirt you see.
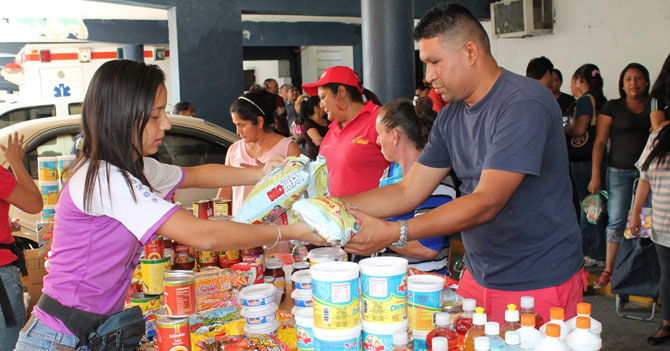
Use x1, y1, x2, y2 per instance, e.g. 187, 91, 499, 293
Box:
342, 3, 584, 324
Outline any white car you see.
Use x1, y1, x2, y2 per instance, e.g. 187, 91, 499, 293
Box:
0, 114, 239, 244
0, 98, 84, 129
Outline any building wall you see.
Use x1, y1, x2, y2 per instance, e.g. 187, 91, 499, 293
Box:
242, 59, 292, 88
483, 0, 670, 99
301, 46, 354, 86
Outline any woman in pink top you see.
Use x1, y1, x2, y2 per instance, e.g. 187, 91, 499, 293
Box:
217, 92, 301, 215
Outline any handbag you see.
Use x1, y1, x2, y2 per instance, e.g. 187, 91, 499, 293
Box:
37, 294, 145, 350
624, 178, 652, 239
581, 190, 608, 224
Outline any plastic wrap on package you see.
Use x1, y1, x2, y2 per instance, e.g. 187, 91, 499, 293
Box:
291, 196, 360, 247
306, 156, 329, 198
196, 334, 288, 351
233, 156, 310, 224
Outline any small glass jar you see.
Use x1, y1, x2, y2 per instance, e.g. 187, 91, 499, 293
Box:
265, 260, 285, 302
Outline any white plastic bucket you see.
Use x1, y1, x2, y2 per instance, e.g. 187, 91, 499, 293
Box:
310, 261, 360, 329
240, 303, 278, 326
239, 283, 276, 307
243, 319, 280, 336
295, 308, 315, 351
307, 247, 346, 265
291, 288, 314, 308
292, 306, 312, 316
359, 256, 408, 323
412, 329, 430, 351
292, 269, 313, 290
313, 325, 362, 351
361, 319, 409, 351
407, 274, 444, 331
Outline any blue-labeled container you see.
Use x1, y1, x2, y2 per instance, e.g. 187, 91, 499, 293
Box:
413, 329, 430, 351
311, 261, 360, 329
292, 269, 313, 290
239, 283, 276, 307
361, 319, 408, 351
240, 303, 277, 326
295, 308, 315, 351
407, 274, 445, 331
292, 288, 314, 308
313, 325, 362, 351
360, 256, 408, 324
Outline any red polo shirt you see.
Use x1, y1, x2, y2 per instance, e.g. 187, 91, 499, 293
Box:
0, 166, 17, 266
319, 101, 391, 197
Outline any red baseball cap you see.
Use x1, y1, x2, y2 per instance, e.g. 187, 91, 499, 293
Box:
302, 66, 364, 96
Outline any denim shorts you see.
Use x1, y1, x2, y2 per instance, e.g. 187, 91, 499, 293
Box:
13, 316, 88, 351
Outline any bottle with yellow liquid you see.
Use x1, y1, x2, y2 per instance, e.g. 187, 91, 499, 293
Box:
460, 307, 487, 351
500, 304, 521, 339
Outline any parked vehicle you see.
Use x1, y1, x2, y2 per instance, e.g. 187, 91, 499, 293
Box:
0, 97, 82, 129
0, 114, 239, 244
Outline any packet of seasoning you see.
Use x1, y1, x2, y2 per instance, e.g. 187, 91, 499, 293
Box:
291, 196, 360, 247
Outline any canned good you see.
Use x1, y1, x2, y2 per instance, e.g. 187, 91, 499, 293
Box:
193, 200, 211, 219
163, 274, 196, 317
129, 292, 161, 312
173, 244, 195, 270
196, 250, 219, 268
140, 258, 171, 295
211, 198, 231, 217
144, 237, 164, 259
156, 316, 190, 351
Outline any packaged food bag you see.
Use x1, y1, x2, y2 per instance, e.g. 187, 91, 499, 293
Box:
306, 156, 329, 198
233, 156, 311, 224
581, 190, 608, 225
197, 334, 288, 351
291, 196, 360, 246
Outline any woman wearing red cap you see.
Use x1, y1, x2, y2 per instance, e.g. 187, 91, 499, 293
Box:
302, 66, 390, 197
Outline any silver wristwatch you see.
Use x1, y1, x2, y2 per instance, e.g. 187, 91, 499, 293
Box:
392, 220, 408, 248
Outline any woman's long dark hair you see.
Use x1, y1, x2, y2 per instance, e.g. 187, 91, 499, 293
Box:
322, 83, 382, 106
77, 59, 165, 211
641, 54, 670, 171
641, 125, 670, 171
379, 97, 436, 149
299, 95, 321, 124
574, 64, 606, 109
650, 52, 670, 105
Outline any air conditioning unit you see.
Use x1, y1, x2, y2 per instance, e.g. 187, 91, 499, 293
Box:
491, 0, 553, 38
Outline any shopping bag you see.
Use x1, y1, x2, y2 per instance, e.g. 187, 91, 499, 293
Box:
624, 207, 652, 239
581, 190, 608, 224
610, 237, 660, 297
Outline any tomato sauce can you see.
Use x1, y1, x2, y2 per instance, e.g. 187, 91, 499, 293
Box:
156, 316, 191, 351
173, 244, 195, 270
163, 273, 196, 317
211, 198, 231, 217
192, 200, 210, 219
144, 237, 164, 259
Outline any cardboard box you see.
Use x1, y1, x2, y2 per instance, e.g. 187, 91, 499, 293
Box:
19, 249, 47, 314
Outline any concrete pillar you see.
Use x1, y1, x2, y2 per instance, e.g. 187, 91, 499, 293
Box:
361, 0, 415, 104
122, 44, 144, 62
168, 0, 243, 130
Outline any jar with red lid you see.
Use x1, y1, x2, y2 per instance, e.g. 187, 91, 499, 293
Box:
172, 243, 195, 270
265, 259, 285, 303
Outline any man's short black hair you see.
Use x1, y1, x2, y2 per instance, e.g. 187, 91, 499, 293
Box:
526, 56, 554, 80
413, 3, 490, 54
552, 68, 563, 82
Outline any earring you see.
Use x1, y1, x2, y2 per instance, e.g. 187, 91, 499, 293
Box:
335, 98, 348, 111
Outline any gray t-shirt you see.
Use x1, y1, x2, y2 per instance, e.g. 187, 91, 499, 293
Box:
417, 70, 583, 291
